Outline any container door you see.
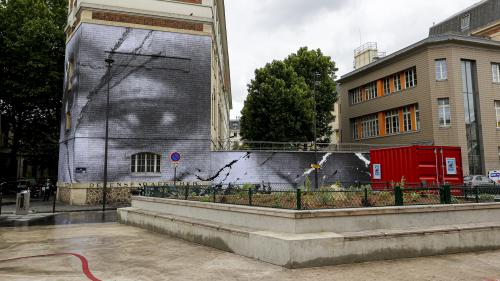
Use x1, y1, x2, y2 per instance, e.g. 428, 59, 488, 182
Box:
415, 147, 440, 187
438, 147, 463, 185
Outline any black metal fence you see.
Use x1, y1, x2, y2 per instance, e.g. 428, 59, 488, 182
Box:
139, 183, 500, 210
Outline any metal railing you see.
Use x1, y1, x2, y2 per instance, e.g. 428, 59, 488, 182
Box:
138, 182, 500, 210
219, 141, 428, 152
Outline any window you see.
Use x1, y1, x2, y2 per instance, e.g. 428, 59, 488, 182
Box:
365, 82, 377, 100
415, 104, 420, 130
405, 67, 417, 88
383, 78, 391, 95
403, 106, 412, 132
438, 98, 451, 127
385, 109, 400, 135
393, 74, 401, 92
461, 13, 470, 31
435, 59, 447, 81
349, 88, 361, 105
361, 114, 379, 139
493, 63, 500, 83
131, 153, 161, 173
496, 101, 500, 128
351, 121, 359, 140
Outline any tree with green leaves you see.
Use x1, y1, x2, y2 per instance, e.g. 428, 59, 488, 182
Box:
0, 0, 67, 178
240, 47, 338, 143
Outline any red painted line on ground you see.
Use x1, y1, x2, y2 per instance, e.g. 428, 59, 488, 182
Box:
0, 252, 101, 281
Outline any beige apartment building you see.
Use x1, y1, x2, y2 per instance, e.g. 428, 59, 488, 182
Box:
339, 36, 500, 175
66, 0, 231, 150
339, 0, 500, 175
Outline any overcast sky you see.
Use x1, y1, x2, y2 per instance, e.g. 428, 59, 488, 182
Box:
225, 0, 478, 119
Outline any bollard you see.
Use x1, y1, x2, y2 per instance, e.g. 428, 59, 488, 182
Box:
443, 185, 451, 204
248, 188, 253, 206
52, 185, 57, 213
394, 186, 403, 206
296, 189, 302, 210
184, 184, 189, 200
475, 186, 479, 203
213, 186, 216, 203
363, 187, 369, 207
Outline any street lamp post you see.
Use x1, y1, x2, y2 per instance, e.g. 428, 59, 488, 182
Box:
103, 58, 114, 212
313, 72, 320, 190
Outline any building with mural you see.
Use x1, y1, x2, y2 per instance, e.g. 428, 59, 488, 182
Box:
58, 0, 370, 205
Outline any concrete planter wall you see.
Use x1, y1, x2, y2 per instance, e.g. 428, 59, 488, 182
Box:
119, 197, 500, 268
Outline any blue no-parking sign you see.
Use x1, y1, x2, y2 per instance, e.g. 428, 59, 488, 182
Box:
170, 152, 181, 162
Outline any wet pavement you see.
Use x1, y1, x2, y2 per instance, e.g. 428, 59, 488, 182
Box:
0, 210, 117, 227
0, 221, 500, 281
1, 196, 128, 214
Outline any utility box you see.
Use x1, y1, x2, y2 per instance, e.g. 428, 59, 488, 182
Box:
16, 191, 30, 215
370, 145, 463, 188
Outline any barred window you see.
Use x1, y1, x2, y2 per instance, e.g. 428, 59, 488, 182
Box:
351, 120, 359, 140
435, 59, 447, 81
393, 74, 401, 92
492, 63, 500, 83
438, 98, 451, 127
403, 106, 412, 132
365, 82, 377, 99
349, 88, 361, 104
495, 101, 500, 128
383, 78, 391, 95
131, 153, 161, 173
361, 114, 379, 139
461, 14, 470, 31
385, 109, 400, 135
405, 67, 417, 88
415, 104, 420, 130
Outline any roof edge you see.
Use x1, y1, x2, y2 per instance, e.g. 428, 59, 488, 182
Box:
338, 34, 500, 83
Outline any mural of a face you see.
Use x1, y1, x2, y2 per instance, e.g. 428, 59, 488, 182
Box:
58, 23, 370, 186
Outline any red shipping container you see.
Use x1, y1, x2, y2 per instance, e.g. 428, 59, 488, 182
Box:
370, 145, 463, 188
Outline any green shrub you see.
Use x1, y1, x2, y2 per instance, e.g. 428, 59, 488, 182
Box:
479, 194, 496, 202
317, 190, 332, 206
406, 192, 420, 202
242, 183, 253, 190
376, 191, 392, 203
200, 196, 212, 203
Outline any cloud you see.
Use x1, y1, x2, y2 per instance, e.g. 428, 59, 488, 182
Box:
225, 0, 478, 119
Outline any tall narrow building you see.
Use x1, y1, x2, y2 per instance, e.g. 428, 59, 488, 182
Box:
59, 0, 231, 204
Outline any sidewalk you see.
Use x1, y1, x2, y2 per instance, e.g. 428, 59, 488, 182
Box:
1, 223, 500, 281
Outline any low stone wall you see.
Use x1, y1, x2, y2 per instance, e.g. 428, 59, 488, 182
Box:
119, 197, 500, 268
57, 183, 136, 205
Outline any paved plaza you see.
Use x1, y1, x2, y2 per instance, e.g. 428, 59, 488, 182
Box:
0, 213, 499, 281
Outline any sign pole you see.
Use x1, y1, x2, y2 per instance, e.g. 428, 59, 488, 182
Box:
170, 152, 181, 188
174, 166, 177, 188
